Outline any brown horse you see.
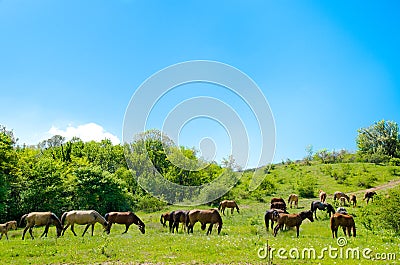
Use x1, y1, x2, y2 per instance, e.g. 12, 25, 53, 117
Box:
273, 210, 314, 237
270, 202, 287, 211
350, 194, 357, 207
20, 212, 63, 240
105, 212, 145, 234
330, 213, 356, 238
170, 210, 189, 233
61, 210, 109, 236
160, 212, 171, 227
310, 201, 335, 220
264, 209, 285, 231
218, 200, 239, 215
363, 191, 377, 204
186, 209, 222, 235
319, 190, 327, 203
288, 194, 299, 208
271, 197, 286, 205
0, 221, 17, 240
333, 191, 349, 205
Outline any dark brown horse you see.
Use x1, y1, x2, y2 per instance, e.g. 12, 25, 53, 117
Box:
186, 209, 222, 235
270, 202, 287, 211
105, 211, 145, 234
273, 210, 314, 237
363, 191, 377, 204
271, 197, 286, 205
160, 212, 171, 227
218, 200, 240, 215
350, 194, 357, 207
330, 213, 356, 238
310, 201, 335, 220
61, 210, 109, 236
264, 209, 285, 231
20, 212, 63, 240
0, 221, 17, 240
170, 210, 188, 233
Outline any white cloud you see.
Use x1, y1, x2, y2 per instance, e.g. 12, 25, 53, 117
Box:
48, 123, 120, 145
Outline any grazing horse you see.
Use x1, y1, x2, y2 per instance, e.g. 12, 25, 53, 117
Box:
330, 213, 356, 238
20, 212, 63, 240
273, 210, 314, 237
61, 210, 109, 236
271, 202, 287, 211
319, 190, 327, 203
218, 200, 240, 215
105, 211, 145, 234
363, 191, 377, 204
160, 212, 171, 227
264, 209, 285, 231
350, 195, 357, 207
169, 210, 189, 233
288, 194, 299, 208
310, 201, 335, 220
0, 221, 17, 240
333, 191, 349, 205
271, 197, 286, 205
186, 209, 222, 235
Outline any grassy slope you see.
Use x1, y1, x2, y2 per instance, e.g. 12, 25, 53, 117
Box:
1, 162, 400, 264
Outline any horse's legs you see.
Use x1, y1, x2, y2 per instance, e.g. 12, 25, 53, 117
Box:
40, 224, 50, 238
273, 224, 280, 237
22, 226, 30, 240
91, 224, 95, 236
82, 224, 90, 236
342, 226, 347, 236
207, 224, 213, 235
222, 207, 225, 215
122, 224, 130, 234
296, 225, 300, 237
29, 227, 34, 239
70, 224, 77, 236
108, 223, 113, 232
231, 208, 234, 215
62, 224, 70, 236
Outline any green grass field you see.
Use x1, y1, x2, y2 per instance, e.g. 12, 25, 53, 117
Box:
1, 163, 400, 264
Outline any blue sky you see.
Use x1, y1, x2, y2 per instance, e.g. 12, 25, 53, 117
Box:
1, 1, 399, 167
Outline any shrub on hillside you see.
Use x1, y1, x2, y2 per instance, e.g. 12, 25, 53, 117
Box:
296, 175, 316, 198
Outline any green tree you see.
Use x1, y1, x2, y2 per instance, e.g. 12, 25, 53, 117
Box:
357, 120, 400, 158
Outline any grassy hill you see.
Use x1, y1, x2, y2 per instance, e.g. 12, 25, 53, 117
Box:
1, 161, 400, 264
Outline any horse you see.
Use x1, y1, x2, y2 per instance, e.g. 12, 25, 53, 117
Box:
160, 212, 171, 227
330, 213, 356, 238
270, 202, 287, 211
105, 211, 145, 234
336, 207, 348, 214
264, 209, 285, 231
20, 212, 63, 240
273, 210, 314, 237
271, 197, 286, 205
218, 200, 240, 215
61, 210, 109, 236
186, 209, 222, 235
169, 210, 189, 233
319, 190, 327, 203
363, 191, 377, 204
0, 221, 17, 240
333, 191, 350, 205
310, 201, 335, 220
350, 194, 357, 207
288, 194, 299, 208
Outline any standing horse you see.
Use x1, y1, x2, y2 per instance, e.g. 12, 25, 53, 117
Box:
186, 209, 222, 235
170, 210, 188, 233
330, 213, 356, 238
218, 200, 239, 215
310, 201, 335, 220
333, 191, 349, 205
350, 195, 357, 207
319, 190, 327, 203
105, 211, 145, 234
160, 212, 171, 227
288, 194, 299, 208
264, 209, 284, 231
0, 221, 17, 240
61, 210, 109, 236
270, 202, 287, 211
273, 210, 314, 237
20, 212, 63, 240
363, 191, 377, 204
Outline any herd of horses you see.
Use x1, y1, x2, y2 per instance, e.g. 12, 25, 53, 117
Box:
0, 191, 377, 240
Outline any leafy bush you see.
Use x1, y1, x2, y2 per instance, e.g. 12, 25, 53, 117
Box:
297, 175, 316, 198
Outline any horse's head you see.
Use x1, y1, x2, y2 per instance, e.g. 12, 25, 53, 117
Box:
7, 221, 17, 230
302, 210, 314, 222
56, 226, 63, 237
104, 221, 111, 234
138, 224, 145, 234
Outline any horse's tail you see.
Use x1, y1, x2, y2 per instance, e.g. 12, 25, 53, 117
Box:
218, 201, 222, 210
104, 213, 109, 221
61, 212, 67, 226
160, 214, 165, 225
288, 195, 292, 204
19, 214, 28, 227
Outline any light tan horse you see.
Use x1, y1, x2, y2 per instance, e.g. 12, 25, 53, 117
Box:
333, 191, 349, 205
61, 210, 109, 236
0, 221, 17, 240
20, 212, 63, 240
319, 190, 327, 203
186, 209, 223, 235
288, 194, 299, 208
218, 200, 239, 215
